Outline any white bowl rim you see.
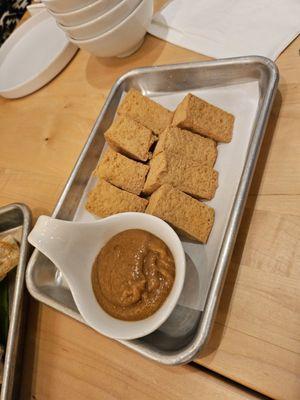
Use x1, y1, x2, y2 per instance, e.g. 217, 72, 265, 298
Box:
43, 0, 92, 5
48, 0, 122, 18
60, 0, 137, 31
69, 0, 146, 44
42, 0, 96, 13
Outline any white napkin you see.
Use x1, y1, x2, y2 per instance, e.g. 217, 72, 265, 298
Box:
148, 0, 300, 60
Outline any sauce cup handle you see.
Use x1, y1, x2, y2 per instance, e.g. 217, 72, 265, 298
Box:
28, 216, 99, 279
28, 216, 75, 273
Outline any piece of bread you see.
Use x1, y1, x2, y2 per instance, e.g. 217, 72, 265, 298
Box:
153, 126, 217, 167
146, 184, 214, 243
0, 235, 19, 279
143, 151, 218, 200
172, 93, 234, 143
95, 148, 149, 195
117, 89, 173, 136
104, 116, 155, 162
86, 180, 148, 218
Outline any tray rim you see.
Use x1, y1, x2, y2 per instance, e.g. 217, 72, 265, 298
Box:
1, 203, 32, 400
26, 56, 279, 365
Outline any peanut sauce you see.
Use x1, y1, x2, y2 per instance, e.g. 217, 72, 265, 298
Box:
92, 229, 175, 321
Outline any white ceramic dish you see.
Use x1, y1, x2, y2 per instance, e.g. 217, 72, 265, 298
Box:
69, 0, 153, 57
28, 213, 186, 340
49, 0, 122, 27
0, 11, 78, 99
60, 0, 141, 41
42, 0, 95, 13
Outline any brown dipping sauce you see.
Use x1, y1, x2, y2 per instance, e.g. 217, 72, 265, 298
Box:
92, 229, 175, 321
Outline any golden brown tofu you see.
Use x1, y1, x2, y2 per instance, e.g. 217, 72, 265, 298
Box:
146, 184, 214, 243
117, 89, 173, 136
104, 116, 155, 162
172, 93, 234, 143
86, 180, 148, 218
0, 235, 19, 279
143, 151, 218, 200
95, 148, 149, 195
154, 126, 217, 167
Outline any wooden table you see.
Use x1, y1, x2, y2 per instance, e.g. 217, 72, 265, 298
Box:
0, 3, 299, 399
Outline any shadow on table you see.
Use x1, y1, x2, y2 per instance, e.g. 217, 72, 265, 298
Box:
85, 34, 167, 91
199, 89, 282, 359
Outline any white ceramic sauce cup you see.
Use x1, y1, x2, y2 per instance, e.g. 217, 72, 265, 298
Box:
28, 212, 186, 340
69, 0, 153, 57
59, 0, 141, 41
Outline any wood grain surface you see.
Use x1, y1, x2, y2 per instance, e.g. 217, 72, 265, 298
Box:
0, 3, 299, 399
198, 39, 300, 400
20, 304, 266, 400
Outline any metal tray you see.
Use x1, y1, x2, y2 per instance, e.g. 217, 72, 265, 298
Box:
26, 56, 278, 365
1, 204, 31, 400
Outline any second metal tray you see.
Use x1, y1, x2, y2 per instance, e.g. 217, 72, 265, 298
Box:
26, 56, 278, 365
1, 204, 31, 400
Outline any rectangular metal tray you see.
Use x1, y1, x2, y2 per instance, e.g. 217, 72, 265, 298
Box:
26, 56, 278, 365
1, 204, 31, 400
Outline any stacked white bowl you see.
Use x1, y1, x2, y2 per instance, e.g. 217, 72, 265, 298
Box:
42, 0, 153, 57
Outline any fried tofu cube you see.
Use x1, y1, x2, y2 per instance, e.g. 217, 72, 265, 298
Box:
154, 126, 217, 167
0, 235, 19, 279
146, 184, 214, 243
104, 116, 155, 162
172, 93, 234, 143
117, 89, 173, 136
143, 151, 218, 200
95, 148, 149, 195
86, 180, 148, 218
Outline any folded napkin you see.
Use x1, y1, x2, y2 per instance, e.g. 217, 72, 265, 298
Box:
148, 0, 300, 60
